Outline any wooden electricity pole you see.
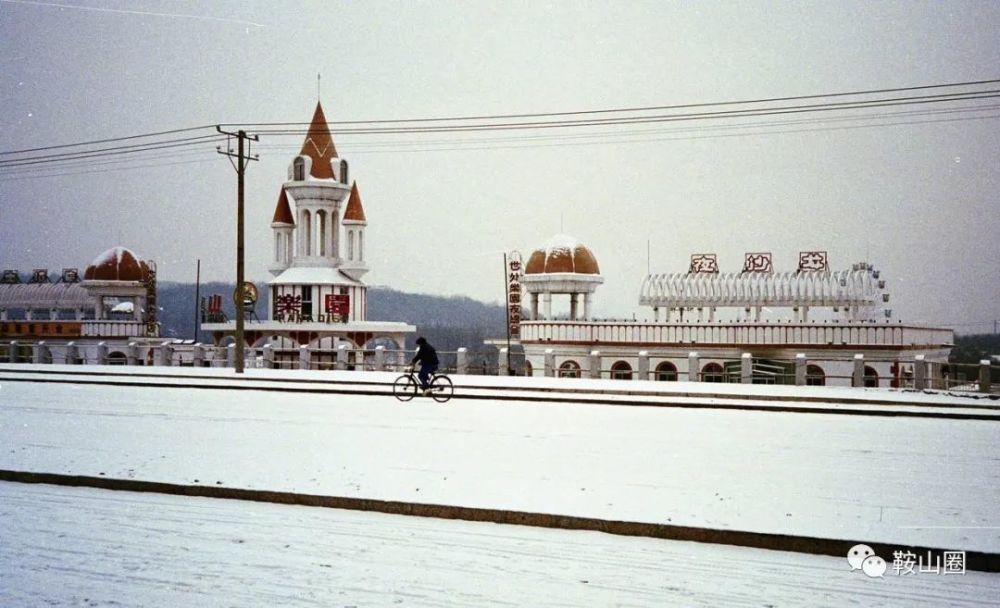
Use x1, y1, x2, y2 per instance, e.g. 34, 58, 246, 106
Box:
216, 127, 258, 373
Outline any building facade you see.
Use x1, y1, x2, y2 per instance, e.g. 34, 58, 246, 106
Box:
0, 246, 161, 363
514, 236, 953, 387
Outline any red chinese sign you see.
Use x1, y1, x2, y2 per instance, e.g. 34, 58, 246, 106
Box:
325, 294, 350, 318
507, 251, 523, 338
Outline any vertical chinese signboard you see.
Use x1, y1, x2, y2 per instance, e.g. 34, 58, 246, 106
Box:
506, 251, 523, 339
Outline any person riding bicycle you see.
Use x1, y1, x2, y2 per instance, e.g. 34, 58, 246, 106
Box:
410, 337, 440, 395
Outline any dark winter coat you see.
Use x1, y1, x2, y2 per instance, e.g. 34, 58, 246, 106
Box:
411, 343, 439, 367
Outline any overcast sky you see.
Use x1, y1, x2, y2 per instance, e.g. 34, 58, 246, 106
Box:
1, 0, 998, 331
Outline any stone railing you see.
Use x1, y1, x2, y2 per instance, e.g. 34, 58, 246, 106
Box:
519, 321, 953, 348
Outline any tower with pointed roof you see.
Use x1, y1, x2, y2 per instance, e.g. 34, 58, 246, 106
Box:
340, 181, 369, 281
267, 101, 368, 322
204, 99, 414, 362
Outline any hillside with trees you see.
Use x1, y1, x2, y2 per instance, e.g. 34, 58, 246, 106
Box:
156, 282, 506, 355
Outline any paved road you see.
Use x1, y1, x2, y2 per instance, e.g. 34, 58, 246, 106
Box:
2, 482, 997, 607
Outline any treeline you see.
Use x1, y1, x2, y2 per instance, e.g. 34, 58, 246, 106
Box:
156, 282, 506, 353
950, 333, 1000, 364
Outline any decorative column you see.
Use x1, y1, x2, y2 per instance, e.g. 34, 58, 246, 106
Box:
569, 294, 578, 320
543, 293, 552, 320
584, 293, 593, 320
531, 293, 539, 320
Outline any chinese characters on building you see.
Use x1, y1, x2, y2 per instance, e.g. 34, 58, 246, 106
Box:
798, 250, 829, 272
324, 294, 350, 322
507, 251, 523, 338
688, 253, 719, 274
742, 252, 773, 273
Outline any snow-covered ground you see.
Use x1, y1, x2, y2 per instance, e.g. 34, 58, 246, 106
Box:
2, 482, 997, 608
1, 367, 998, 553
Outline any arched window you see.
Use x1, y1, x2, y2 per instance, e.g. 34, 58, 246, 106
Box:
611, 361, 633, 380
806, 364, 826, 386
293, 157, 305, 181
702, 362, 724, 383
655, 361, 678, 381
302, 210, 312, 256
347, 231, 354, 261
340, 159, 349, 184
107, 351, 127, 366
559, 360, 581, 378
317, 210, 327, 256
864, 365, 879, 388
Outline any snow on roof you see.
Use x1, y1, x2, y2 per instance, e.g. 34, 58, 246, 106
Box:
270, 266, 364, 286
90, 246, 127, 268
543, 233, 582, 255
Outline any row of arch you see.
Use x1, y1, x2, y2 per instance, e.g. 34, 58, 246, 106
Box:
553, 359, 880, 387
639, 270, 885, 308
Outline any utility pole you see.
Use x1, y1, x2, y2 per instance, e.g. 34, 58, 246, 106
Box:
216, 127, 259, 373
193, 259, 201, 344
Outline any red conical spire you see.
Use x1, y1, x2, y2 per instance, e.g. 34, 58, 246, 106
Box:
299, 102, 337, 179
344, 181, 366, 222
271, 187, 294, 224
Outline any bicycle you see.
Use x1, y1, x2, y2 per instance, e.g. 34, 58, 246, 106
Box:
393, 366, 454, 403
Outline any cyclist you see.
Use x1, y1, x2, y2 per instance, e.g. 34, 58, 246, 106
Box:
410, 337, 439, 395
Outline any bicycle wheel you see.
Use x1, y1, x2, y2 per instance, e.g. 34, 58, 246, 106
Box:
393, 374, 418, 402
429, 374, 454, 403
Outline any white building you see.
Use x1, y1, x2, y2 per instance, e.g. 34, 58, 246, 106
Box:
202, 101, 414, 367
514, 235, 953, 387
0, 246, 161, 363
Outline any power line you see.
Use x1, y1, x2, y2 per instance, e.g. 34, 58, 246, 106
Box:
246, 91, 1000, 136
222, 78, 1000, 126
0, 125, 216, 156
0, 134, 224, 167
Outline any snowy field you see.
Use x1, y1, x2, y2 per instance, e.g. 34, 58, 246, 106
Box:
2, 482, 998, 608
1, 366, 998, 555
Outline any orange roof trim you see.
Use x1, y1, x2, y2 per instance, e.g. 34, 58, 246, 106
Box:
344, 181, 367, 222
271, 187, 294, 225
299, 101, 337, 179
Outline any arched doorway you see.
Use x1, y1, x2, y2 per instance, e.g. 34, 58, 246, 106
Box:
701, 362, 724, 382
806, 364, 825, 386
559, 360, 581, 378
611, 361, 633, 380
655, 361, 678, 381
864, 365, 879, 388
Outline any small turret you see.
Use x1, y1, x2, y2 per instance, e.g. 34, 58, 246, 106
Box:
268, 187, 295, 276
340, 181, 369, 281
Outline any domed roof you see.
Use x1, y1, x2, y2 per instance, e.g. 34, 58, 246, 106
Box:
84, 246, 148, 282
525, 234, 600, 275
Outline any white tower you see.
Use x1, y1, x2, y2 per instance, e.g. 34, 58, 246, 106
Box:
266, 101, 371, 323
340, 181, 369, 281
268, 187, 295, 276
